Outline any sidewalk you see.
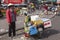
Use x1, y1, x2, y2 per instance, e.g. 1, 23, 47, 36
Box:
0, 10, 56, 35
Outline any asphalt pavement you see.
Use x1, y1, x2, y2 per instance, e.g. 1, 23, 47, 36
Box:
0, 10, 56, 35
0, 10, 57, 40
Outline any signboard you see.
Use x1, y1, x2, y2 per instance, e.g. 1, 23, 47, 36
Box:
44, 20, 52, 28
4, 0, 23, 4
41, 18, 52, 28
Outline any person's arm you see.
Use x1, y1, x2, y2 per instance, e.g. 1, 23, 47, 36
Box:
6, 9, 11, 23
14, 10, 17, 16
14, 10, 17, 21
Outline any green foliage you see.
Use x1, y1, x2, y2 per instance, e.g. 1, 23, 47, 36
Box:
16, 10, 20, 15
1, 10, 20, 16
2, 12, 6, 16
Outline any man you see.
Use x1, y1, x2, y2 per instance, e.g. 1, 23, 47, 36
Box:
6, 3, 16, 37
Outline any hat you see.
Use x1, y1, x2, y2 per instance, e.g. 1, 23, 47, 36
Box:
8, 3, 14, 7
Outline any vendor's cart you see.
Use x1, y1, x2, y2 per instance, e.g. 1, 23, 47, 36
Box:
24, 15, 52, 38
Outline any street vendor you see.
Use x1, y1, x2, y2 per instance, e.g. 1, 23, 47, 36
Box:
24, 13, 31, 27
29, 21, 41, 38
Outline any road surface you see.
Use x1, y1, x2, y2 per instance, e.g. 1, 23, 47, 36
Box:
0, 10, 58, 40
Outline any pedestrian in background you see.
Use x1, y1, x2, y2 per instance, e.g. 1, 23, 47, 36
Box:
6, 3, 16, 37
43, 4, 48, 15
30, 3, 35, 12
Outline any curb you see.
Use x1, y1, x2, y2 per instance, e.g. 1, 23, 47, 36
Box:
0, 27, 24, 36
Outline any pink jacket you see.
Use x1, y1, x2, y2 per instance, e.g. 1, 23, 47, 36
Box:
6, 9, 16, 23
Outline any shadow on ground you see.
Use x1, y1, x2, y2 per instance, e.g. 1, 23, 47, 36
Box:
39, 29, 60, 39
16, 29, 60, 40
28, 29, 60, 40
56, 12, 60, 16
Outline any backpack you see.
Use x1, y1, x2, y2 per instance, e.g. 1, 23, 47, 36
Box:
29, 26, 38, 35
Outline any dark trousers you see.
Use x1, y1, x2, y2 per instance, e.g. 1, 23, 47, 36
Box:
9, 22, 16, 37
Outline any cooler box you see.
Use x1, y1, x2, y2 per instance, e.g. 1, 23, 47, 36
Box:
30, 15, 43, 25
